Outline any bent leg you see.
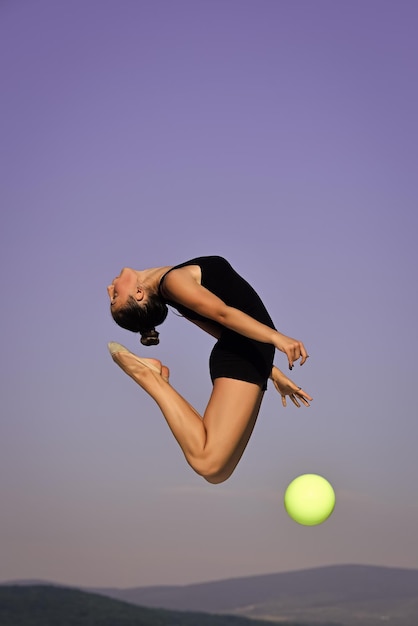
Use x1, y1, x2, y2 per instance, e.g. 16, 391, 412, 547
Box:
110, 348, 264, 483
198, 378, 264, 483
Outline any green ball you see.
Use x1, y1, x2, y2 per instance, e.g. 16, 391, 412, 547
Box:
284, 474, 335, 526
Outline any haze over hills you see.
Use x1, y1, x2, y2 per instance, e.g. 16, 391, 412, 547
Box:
0, 586, 307, 626
2, 565, 418, 625
0, 585, 338, 626
87, 565, 418, 626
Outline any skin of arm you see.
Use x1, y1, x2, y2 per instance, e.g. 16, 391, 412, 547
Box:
184, 317, 223, 339
162, 267, 308, 369
187, 318, 312, 407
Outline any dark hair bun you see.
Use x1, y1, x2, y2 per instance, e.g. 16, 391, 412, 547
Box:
140, 328, 160, 346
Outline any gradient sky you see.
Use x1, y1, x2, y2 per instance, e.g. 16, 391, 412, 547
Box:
1, 0, 417, 588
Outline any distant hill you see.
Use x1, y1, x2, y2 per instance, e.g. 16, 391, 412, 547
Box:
87, 564, 418, 626
3, 565, 418, 626
0, 585, 328, 626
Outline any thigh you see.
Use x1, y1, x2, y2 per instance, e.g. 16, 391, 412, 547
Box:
203, 377, 264, 462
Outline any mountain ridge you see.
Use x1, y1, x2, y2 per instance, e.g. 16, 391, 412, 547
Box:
88, 564, 418, 610
2, 565, 418, 625
0, 585, 311, 626
89, 564, 418, 626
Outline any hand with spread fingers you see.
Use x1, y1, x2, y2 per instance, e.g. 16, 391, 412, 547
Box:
270, 365, 313, 408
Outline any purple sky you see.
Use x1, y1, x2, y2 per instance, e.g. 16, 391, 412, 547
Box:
1, 0, 417, 587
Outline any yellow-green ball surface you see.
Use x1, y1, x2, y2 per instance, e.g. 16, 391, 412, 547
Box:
284, 474, 335, 526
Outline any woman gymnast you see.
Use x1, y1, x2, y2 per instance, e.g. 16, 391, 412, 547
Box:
107, 256, 312, 484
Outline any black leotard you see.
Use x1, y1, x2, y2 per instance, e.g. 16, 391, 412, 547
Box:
159, 256, 275, 390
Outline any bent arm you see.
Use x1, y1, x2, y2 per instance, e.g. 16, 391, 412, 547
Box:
163, 268, 308, 369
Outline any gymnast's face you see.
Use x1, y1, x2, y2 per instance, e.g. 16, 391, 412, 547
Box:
107, 267, 138, 310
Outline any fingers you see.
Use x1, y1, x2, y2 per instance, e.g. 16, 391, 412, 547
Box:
298, 387, 313, 403
290, 392, 311, 408
287, 388, 312, 408
300, 347, 310, 366
296, 388, 312, 407
286, 348, 297, 370
286, 342, 309, 370
299, 396, 310, 407
273, 378, 312, 409
290, 394, 301, 408
287, 349, 296, 370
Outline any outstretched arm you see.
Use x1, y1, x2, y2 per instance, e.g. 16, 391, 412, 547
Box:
162, 268, 309, 369
270, 365, 312, 408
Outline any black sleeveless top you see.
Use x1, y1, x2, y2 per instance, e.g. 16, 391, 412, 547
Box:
159, 257, 275, 388
159, 256, 275, 330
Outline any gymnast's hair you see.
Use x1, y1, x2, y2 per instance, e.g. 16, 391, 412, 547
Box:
110, 293, 168, 346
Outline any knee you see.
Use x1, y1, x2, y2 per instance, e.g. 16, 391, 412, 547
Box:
203, 471, 231, 485
190, 456, 233, 485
